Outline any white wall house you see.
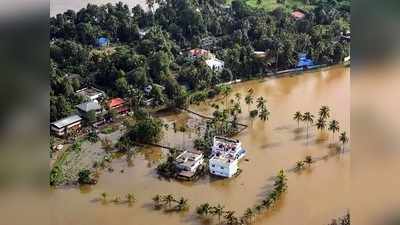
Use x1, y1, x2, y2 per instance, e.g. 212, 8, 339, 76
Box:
209, 136, 246, 178
205, 58, 224, 72
75, 87, 105, 101
209, 156, 239, 178
175, 150, 204, 173
50, 114, 82, 137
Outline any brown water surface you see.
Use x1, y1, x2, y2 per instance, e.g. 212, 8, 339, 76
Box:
50, 66, 350, 225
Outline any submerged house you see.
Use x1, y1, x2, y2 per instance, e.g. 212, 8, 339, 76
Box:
175, 150, 204, 179
209, 136, 246, 178
50, 115, 82, 137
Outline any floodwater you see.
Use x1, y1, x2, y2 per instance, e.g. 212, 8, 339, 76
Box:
50, 0, 147, 16
50, 66, 350, 225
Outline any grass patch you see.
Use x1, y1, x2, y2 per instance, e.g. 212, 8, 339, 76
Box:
101, 124, 119, 134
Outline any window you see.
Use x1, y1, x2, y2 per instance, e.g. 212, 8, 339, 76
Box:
220, 166, 224, 169
211, 164, 215, 167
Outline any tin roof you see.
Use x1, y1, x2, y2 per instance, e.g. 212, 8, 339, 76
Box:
51, 115, 82, 128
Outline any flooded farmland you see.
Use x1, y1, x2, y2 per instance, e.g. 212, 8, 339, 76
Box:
50, 66, 350, 225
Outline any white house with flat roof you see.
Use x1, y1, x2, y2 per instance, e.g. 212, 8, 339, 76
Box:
50, 114, 82, 137
205, 58, 224, 72
175, 150, 204, 173
209, 136, 246, 178
75, 87, 105, 101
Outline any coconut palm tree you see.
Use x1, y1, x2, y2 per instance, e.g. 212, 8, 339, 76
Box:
304, 155, 313, 165
212, 204, 225, 224
296, 160, 305, 170
254, 204, 263, 215
224, 210, 238, 225
339, 131, 349, 152
126, 193, 135, 204
319, 106, 330, 120
176, 197, 189, 211
256, 97, 266, 110
302, 112, 314, 141
315, 117, 327, 132
113, 195, 121, 204
235, 93, 241, 103
243, 208, 255, 224
293, 111, 302, 128
220, 84, 232, 108
259, 107, 270, 122
328, 120, 340, 143
163, 194, 175, 209
101, 192, 107, 202
245, 93, 254, 114
196, 203, 212, 217
152, 194, 162, 207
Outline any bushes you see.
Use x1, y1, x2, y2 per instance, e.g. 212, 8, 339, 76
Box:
78, 169, 96, 185
127, 116, 164, 144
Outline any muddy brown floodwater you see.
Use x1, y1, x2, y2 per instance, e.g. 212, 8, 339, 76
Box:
50, 66, 350, 225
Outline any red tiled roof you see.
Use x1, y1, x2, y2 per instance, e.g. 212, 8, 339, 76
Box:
291, 11, 305, 19
189, 48, 209, 57
108, 98, 125, 108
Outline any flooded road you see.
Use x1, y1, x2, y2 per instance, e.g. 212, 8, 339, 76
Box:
50, 66, 350, 225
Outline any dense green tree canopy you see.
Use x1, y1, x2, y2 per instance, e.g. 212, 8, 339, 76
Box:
50, 0, 350, 121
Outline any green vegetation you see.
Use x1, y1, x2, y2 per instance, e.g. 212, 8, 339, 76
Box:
328, 211, 350, 225
245, 0, 316, 12
50, 0, 350, 122
196, 169, 288, 224
78, 169, 96, 184
98, 192, 136, 205
126, 115, 164, 144
152, 194, 190, 212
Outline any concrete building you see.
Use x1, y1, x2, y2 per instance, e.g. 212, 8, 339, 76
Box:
175, 150, 204, 179
50, 115, 82, 137
75, 87, 105, 102
175, 150, 204, 173
205, 58, 224, 72
76, 101, 103, 119
209, 136, 246, 178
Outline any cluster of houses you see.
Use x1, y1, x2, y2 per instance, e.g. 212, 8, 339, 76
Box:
174, 136, 246, 179
187, 48, 225, 72
50, 87, 128, 137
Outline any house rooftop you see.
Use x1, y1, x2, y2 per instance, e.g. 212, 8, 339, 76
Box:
291, 10, 305, 20
175, 150, 203, 164
189, 48, 210, 57
76, 101, 102, 112
75, 87, 105, 99
51, 115, 82, 128
214, 136, 240, 144
108, 98, 125, 108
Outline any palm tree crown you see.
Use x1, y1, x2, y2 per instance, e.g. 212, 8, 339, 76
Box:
316, 117, 327, 131
328, 120, 340, 142
293, 111, 302, 128
319, 106, 330, 120
339, 131, 349, 151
